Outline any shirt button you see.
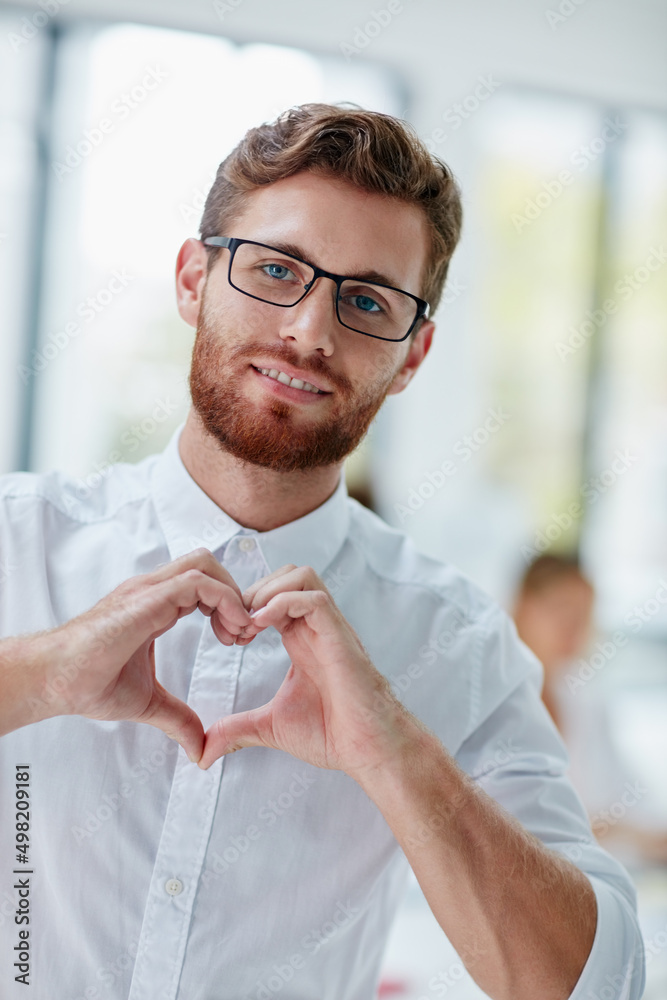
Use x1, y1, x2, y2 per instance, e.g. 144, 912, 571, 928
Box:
165, 878, 183, 896
238, 537, 256, 553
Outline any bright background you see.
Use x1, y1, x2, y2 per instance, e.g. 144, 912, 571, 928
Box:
1, 1, 665, 997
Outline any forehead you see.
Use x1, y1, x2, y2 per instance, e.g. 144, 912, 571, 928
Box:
227, 170, 430, 296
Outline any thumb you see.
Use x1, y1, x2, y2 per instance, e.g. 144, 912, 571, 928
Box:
198, 703, 274, 770
141, 683, 205, 764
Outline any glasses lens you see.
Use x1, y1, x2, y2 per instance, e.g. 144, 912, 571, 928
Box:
231, 242, 314, 305
337, 280, 418, 341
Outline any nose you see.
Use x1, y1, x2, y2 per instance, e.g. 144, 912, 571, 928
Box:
277, 276, 338, 356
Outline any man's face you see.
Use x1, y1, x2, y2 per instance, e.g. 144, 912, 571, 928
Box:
185, 170, 433, 472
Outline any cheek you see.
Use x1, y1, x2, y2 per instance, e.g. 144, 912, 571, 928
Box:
354, 344, 406, 387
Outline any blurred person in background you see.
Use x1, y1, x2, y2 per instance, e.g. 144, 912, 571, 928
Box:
513, 553, 667, 866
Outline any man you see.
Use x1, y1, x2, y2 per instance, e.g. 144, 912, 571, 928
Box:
0, 104, 644, 999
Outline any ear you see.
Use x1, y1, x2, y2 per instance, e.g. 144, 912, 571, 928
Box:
386, 319, 435, 395
175, 238, 210, 328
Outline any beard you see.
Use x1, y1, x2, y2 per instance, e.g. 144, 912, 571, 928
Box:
188, 290, 400, 473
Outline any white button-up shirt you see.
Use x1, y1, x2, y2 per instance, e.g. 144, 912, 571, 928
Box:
0, 422, 645, 1000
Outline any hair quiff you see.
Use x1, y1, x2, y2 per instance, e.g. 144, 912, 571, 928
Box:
199, 103, 463, 315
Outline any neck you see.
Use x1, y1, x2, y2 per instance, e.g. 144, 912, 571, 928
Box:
177, 409, 343, 532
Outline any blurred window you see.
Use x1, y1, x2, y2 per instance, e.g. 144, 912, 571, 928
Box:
467, 90, 667, 632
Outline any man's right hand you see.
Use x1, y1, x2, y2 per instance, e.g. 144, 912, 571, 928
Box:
0, 549, 253, 762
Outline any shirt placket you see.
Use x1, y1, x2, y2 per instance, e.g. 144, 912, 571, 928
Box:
127, 533, 267, 1000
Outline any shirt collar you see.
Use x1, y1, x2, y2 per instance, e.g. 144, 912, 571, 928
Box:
150, 421, 350, 576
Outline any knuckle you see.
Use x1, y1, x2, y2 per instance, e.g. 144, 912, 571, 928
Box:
182, 567, 204, 583
190, 546, 211, 559
181, 547, 214, 568
311, 590, 330, 609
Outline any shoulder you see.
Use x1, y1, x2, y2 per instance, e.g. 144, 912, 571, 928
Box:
342, 499, 542, 750
344, 497, 498, 624
0, 452, 158, 525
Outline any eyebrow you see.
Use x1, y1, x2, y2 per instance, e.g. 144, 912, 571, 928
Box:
262, 239, 406, 292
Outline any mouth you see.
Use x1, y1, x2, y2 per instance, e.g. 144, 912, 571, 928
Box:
250, 364, 332, 400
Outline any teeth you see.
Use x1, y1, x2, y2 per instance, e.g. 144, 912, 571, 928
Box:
257, 367, 324, 394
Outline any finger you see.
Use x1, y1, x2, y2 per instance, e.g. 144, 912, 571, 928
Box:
140, 682, 205, 764
100, 572, 251, 665
243, 565, 324, 613
198, 703, 275, 769
250, 589, 336, 635
234, 618, 269, 642
241, 563, 303, 609
232, 632, 259, 645
210, 610, 251, 647
153, 573, 251, 635
148, 548, 244, 599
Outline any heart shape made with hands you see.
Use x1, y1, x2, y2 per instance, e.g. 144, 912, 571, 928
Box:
59, 548, 405, 783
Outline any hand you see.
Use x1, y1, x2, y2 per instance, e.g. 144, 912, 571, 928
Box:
198, 565, 419, 779
11, 549, 252, 761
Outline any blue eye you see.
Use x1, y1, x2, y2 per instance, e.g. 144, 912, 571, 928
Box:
351, 294, 381, 313
263, 263, 293, 280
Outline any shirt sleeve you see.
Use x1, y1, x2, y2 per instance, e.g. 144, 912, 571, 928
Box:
455, 620, 646, 1000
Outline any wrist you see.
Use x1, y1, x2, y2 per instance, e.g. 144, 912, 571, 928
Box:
351, 708, 442, 798
36, 626, 83, 717
0, 632, 63, 734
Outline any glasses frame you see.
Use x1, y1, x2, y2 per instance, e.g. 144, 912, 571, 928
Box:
202, 236, 430, 343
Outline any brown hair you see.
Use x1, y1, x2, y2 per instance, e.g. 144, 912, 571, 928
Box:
199, 103, 462, 315
518, 554, 593, 596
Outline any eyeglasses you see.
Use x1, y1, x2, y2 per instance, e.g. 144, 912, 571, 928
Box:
202, 236, 429, 342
